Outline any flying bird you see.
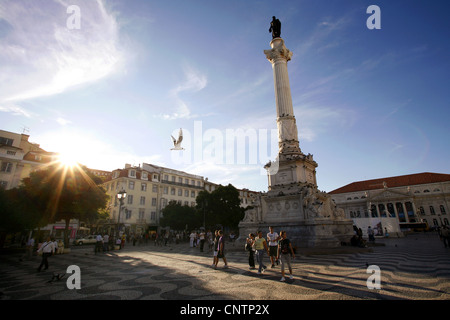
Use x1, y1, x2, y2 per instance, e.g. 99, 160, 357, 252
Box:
171, 128, 184, 150
47, 273, 66, 283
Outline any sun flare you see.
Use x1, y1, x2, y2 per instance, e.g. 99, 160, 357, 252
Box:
57, 151, 79, 168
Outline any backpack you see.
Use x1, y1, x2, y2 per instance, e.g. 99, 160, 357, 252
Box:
280, 240, 290, 254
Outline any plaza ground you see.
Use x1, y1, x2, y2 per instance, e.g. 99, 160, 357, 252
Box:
0, 232, 449, 302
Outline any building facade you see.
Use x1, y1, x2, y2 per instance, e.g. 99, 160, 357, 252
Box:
0, 130, 57, 190
100, 163, 205, 235
99, 163, 262, 235
329, 172, 450, 237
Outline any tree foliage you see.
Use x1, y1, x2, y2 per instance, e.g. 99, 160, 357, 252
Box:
2, 164, 109, 246
160, 201, 199, 230
159, 184, 244, 231
196, 184, 245, 230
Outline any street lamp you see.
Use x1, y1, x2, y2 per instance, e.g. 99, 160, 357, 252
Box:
117, 190, 127, 236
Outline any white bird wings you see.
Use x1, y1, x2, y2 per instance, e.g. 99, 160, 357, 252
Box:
171, 128, 184, 149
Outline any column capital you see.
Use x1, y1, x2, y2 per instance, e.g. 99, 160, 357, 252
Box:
264, 38, 293, 63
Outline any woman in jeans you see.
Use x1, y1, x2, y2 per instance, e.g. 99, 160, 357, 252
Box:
254, 231, 270, 274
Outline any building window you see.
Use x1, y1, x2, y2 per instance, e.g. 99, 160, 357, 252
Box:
171, 188, 175, 195
141, 183, 147, 191
419, 206, 425, 214
140, 196, 146, 205
440, 205, 446, 215
129, 170, 136, 177
405, 202, 414, 219
152, 198, 157, 206
151, 211, 156, 221
429, 206, 435, 215
178, 189, 182, 196
387, 203, 396, 217
127, 195, 133, 205
378, 204, 386, 217
185, 190, 189, 197
129, 181, 135, 190
139, 208, 145, 220
396, 203, 406, 222
163, 187, 168, 194
370, 204, 378, 217
125, 209, 132, 220
191, 191, 195, 198
0, 137, 13, 146
152, 184, 158, 192
0, 162, 13, 173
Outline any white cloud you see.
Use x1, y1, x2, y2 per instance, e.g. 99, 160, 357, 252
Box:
0, 103, 36, 118
56, 117, 72, 126
159, 65, 208, 120
0, 0, 123, 104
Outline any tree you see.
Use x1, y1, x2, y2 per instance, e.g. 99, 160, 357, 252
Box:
160, 201, 200, 230
196, 184, 245, 230
19, 163, 109, 247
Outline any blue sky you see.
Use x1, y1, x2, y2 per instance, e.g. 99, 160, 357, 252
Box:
1, 0, 449, 193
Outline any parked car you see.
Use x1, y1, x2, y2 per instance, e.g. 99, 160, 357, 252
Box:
73, 235, 97, 246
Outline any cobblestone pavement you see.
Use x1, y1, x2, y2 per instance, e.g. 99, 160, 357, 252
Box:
0, 233, 449, 301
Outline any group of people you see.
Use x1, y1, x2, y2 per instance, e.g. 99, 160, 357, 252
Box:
93, 233, 127, 254
245, 226, 296, 282
190, 230, 220, 253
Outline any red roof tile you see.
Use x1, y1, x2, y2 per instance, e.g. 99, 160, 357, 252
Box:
329, 172, 450, 194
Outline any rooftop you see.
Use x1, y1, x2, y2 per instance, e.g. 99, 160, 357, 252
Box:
329, 172, 450, 194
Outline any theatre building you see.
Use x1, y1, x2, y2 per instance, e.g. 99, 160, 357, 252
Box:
329, 172, 450, 237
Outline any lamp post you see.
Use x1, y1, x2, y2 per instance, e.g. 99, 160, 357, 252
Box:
117, 190, 127, 237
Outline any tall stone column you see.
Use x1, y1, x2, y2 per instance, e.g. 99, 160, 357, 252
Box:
264, 38, 302, 158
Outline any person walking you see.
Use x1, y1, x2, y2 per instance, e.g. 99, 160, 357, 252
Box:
211, 230, 219, 268
199, 230, 206, 252
37, 236, 55, 272
246, 233, 256, 269
254, 230, 270, 274
214, 230, 228, 269
189, 231, 196, 248
95, 234, 103, 254
368, 226, 375, 242
103, 234, 109, 252
267, 226, 280, 268
277, 231, 295, 282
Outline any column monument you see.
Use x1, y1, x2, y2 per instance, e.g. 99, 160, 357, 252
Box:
238, 17, 354, 248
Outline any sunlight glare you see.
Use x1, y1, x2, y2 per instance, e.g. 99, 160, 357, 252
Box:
57, 151, 79, 168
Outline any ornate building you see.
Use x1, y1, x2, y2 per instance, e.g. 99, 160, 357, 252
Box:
329, 172, 450, 237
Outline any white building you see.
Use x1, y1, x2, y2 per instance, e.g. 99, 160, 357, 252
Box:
329, 172, 450, 237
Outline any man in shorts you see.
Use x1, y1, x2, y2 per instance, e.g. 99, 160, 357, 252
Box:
267, 226, 280, 268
